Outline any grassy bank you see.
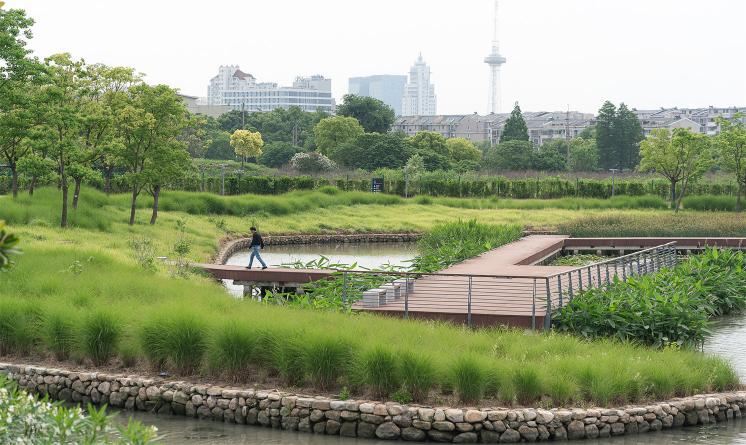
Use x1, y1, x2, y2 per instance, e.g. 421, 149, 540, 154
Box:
559, 213, 746, 237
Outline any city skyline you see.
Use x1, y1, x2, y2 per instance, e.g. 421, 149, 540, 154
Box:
17, 0, 746, 114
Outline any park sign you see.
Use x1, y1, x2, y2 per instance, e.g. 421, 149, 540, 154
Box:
371, 177, 384, 193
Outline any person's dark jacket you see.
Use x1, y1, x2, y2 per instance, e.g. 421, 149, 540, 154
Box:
250, 231, 264, 248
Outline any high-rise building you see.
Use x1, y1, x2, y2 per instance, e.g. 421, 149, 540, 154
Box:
348, 75, 407, 116
484, 0, 507, 114
401, 55, 437, 116
207, 65, 334, 113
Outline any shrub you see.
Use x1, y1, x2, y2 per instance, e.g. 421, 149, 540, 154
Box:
513, 366, 544, 405
682, 195, 737, 211
304, 337, 352, 390
81, 311, 120, 366
357, 346, 400, 398
398, 351, 436, 402
164, 315, 207, 375
451, 355, 487, 403
289, 151, 336, 173
259, 142, 302, 168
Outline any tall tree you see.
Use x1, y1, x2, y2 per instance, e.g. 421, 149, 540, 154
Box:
595, 101, 617, 169
336, 94, 395, 133
499, 103, 529, 142
568, 137, 599, 172
145, 141, 191, 224
614, 103, 644, 169
230, 129, 263, 165
408, 131, 450, 171
40, 53, 87, 227
0, 8, 42, 198
313, 116, 364, 155
639, 128, 711, 211
446, 138, 482, 163
486, 140, 533, 170
115, 84, 187, 225
330, 132, 412, 171
716, 113, 746, 211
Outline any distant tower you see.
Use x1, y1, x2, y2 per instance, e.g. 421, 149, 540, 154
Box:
484, 0, 506, 114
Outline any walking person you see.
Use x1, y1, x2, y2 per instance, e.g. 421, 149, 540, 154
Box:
246, 226, 267, 269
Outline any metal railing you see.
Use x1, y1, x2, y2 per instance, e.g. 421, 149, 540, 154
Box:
337, 242, 678, 330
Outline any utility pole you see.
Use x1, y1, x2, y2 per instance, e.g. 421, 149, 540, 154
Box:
220, 164, 226, 196
609, 168, 619, 197
565, 105, 571, 164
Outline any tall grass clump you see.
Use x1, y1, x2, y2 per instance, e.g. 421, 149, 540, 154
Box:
512, 366, 544, 405
558, 213, 746, 237
81, 311, 120, 366
0, 300, 36, 355
140, 313, 208, 374
208, 323, 257, 381
398, 351, 436, 402
40, 309, 78, 361
303, 337, 353, 390
355, 346, 400, 398
271, 335, 306, 386
450, 355, 488, 403
412, 220, 522, 272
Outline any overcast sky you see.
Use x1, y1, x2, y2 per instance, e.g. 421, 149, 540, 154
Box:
14, 0, 746, 114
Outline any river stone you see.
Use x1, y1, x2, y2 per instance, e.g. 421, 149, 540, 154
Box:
427, 430, 454, 442
535, 409, 554, 424
499, 428, 521, 443
359, 402, 375, 414
585, 424, 599, 439
311, 399, 331, 410
310, 409, 325, 422
412, 420, 431, 430
109, 391, 126, 407
446, 409, 464, 423
567, 420, 586, 440
401, 427, 426, 441
393, 414, 412, 427
453, 431, 478, 443
325, 410, 341, 421
376, 421, 401, 440
464, 409, 486, 423
434, 409, 446, 421
340, 421, 357, 437
488, 410, 508, 421
145, 386, 160, 401
492, 420, 507, 433
313, 422, 326, 434
71, 380, 85, 394
419, 408, 435, 422
357, 422, 376, 438
432, 421, 456, 432
340, 410, 359, 421
330, 400, 346, 410
326, 420, 341, 435
98, 381, 111, 394
481, 430, 501, 443
374, 404, 389, 416
519, 425, 538, 441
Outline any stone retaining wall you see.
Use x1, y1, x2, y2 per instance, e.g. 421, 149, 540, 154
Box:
3, 362, 745, 443
215, 233, 422, 264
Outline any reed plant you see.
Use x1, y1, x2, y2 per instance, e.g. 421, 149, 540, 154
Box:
451, 355, 488, 403
81, 311, 120, 366
397, 351, 436, 402
0, 300, 36, 355
40, 308, 78, 361
303, 337, 352, 391
207, 323, 256, 381
356, 346, 400, 398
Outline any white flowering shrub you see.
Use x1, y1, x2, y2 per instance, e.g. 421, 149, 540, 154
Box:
289, 151, 337, 173
0, 376, 157, 444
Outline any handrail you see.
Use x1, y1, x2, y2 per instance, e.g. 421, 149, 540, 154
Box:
543, 241, 677, 279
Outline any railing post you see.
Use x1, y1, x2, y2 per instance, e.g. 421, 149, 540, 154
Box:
404, 276, 409, 319
596, 264, 602, 286
636, 253, 642, 275
557, 275, 563, 308
578, 268, 583, 291
622, 257, 627, 281
467, 276, 473, 328
604, 263, 610, 286
342, 271, 348, 306
567, 272, 574, 301
543, 278, 552, 330
531, 279, 536, 330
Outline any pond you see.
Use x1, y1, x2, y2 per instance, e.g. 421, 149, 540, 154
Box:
116, 312, 746, 444
222, 242, 418, 296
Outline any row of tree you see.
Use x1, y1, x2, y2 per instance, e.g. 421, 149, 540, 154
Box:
0, 9, 191, 226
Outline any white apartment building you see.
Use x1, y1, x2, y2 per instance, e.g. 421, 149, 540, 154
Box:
401, 55, 437, 116
207, 65, 334, 113
633, 107, 746, 136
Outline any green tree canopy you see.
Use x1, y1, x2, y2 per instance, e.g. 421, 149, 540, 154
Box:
595, 100, 617, 169
409, 131, 449, 171
615, 103, 644, 169
330, 133, 412, 171
639, 128, 712, 211
259, 141, 302, 168
336, 94, 395, 133
486, 140, 533, 170
499, 103, 529, 142
230, 129, 263, 164
446, 138, 482, 164
715, 113, 746, 210
313, 116, 364, 155
204, 131, 233, 160
531, 144, 566, 171
568, 137, 599, 171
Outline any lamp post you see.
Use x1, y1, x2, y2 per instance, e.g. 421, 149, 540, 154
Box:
609, 168, 619, 198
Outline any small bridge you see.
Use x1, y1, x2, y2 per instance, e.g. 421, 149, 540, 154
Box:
194, 263, 332, 296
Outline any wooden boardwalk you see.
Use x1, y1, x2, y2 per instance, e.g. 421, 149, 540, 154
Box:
353, 235, 573, 328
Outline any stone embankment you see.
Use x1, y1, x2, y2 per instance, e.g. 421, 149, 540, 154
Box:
215, 233, 422, 264
3, 362, 745, 443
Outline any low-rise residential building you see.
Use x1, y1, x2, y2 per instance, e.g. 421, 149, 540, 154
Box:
633, 107, 746, 136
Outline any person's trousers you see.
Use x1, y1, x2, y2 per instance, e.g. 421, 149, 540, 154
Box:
248, 245, 267, 268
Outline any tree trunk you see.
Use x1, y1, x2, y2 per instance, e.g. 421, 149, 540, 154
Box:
28, 176, 36, 196
72, 177, 82, 210
10, 162, 18, 198
670, 180, 677, 210
150, 185, 161, 225
129, 187, 138, 226
737, 184, 744, 212
676, 178, 690, 213
60, 176, 69, 228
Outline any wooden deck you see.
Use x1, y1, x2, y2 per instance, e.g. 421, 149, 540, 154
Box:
353, 235, 573, 328
195, 263, 332, 285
